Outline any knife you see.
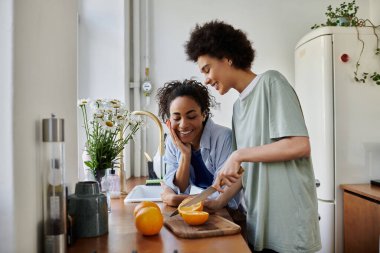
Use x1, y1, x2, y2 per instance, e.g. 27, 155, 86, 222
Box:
169, 166, 244, 217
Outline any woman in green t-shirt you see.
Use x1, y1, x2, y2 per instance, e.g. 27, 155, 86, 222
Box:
185, 20, 321, 253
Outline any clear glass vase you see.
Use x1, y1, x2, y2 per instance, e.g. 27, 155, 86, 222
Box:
81, 148, 95, 181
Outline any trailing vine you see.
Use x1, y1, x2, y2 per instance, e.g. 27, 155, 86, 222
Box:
312, 0, 380, 85
353, 19, 380, 85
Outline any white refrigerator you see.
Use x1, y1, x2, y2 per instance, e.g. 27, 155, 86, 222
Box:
294, 27, 380, 253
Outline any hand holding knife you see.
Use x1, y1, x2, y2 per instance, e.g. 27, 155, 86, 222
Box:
169, 166, 244, 217
212, 165, 244, 193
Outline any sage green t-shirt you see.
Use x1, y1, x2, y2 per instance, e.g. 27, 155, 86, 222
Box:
232, 70, 321, 253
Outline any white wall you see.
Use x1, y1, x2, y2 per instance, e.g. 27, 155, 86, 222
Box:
142, 0, 372, 157
77, 0, 128, 180
370, 0, 380, 24
0, 0, 78, 252
77, 0, 376, 173
78, 0, 126, 100
0, 0, 15, 252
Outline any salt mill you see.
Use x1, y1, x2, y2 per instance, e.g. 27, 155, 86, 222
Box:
42, 114, 66, 253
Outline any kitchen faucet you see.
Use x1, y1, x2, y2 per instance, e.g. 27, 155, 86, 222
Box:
131, 110, 165, 179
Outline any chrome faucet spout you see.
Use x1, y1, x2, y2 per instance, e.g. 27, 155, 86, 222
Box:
131, 110, 165, 179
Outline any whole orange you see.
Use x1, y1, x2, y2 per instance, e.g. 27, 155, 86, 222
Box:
133, 201, 160, 217
135, 206, 163, 236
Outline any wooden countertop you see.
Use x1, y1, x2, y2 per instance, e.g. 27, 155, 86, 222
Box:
68, 177, 250, 253
340, 184, 380, 202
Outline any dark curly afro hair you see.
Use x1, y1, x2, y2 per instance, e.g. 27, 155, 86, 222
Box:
156, 79, 215, 123
185, 20, 255, 69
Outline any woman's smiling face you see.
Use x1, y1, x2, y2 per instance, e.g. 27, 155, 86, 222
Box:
198, 55, 235, 95
169, 96, 205, 146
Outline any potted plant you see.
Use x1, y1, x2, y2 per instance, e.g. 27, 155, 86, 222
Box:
311, 0, 380, 85
78, 98, 142, 182
311, 0, 360, 29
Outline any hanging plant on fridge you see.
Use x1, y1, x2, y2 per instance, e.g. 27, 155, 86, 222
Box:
311, 0, 380, 85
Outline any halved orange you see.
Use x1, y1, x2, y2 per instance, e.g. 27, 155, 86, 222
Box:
133, 201, 160, 217
181, 211, 209, 226
178, 197, 203, 215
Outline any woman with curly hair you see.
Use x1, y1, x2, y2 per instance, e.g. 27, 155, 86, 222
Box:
156, 79, 241, 209
185, 20, 321, 253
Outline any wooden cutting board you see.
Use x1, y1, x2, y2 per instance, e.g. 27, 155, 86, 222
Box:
164, 214, 241, 239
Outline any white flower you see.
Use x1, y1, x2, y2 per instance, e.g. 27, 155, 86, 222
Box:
117, 107, 128, 115
101, 120, 116, 131
77, 97, 142, 173
93, 112, 105, 125
129, 115, 144, 126
94, 112, 104, 119
90, 99, 104, 110
108, 99, 121, 109
78, 98, 90, 107
115, 114, 126, 123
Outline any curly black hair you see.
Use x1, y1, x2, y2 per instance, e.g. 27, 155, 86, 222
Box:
185, 20, 255, 69
156, 79, 215, 123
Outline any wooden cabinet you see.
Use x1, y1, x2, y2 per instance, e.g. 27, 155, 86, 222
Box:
341, 184, 380, 253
